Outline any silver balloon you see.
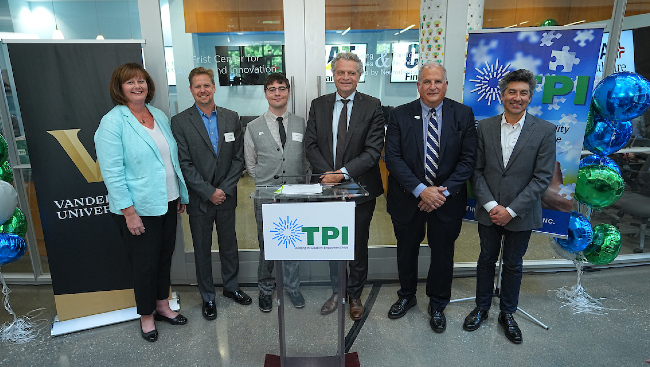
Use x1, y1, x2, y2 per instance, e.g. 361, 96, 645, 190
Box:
549, 237, 584, 262
0, 180, 18, 223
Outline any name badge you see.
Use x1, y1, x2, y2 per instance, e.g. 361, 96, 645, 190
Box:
292, 133, 303, 142
224, 132, 235, 142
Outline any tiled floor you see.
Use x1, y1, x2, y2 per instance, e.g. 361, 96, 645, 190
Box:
1, 265, 649, 366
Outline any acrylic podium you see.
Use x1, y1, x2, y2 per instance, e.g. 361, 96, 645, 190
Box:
251, 180, 368, 367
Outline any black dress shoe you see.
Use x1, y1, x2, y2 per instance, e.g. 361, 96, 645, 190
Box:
202, 301, 217, 320
430, 310, 446, 333
463, 307, 489, 331
223, 290, 253, 305
140, 319, 158, 342
388, 296, 417, 319
498, 312, 523, 344
153, 310, 188, 325
259, 294, 273, 312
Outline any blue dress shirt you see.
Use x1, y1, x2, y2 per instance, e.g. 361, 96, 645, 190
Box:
196, 104, 219, 155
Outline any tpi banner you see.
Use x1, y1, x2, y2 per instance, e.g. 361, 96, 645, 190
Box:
263, 202, 355, 260
462, 25, 605, 237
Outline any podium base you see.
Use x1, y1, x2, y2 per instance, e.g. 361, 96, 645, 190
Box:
263, 352, 360, 367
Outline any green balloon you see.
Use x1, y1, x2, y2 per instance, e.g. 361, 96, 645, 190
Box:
575, 165, 625, 208
0, 161, 12, 183
0, 134, 7, 164
0, 207, 27, 238
541, 19, 559, 27
584, 223, 621, 265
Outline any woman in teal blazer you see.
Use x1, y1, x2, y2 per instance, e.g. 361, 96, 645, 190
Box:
95, 63, 189, 342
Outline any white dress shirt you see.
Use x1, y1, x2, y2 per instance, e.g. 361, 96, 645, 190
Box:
482, 112, 527, 218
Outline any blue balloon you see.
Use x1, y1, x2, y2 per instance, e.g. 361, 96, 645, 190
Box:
555, 211, 593, 254
0, 233, 26, 266
579, 154, 621, 175
592, 72, 650, 122
583, 114, 632, 155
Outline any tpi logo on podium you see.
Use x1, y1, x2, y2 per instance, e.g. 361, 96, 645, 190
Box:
263, 202, 356, 261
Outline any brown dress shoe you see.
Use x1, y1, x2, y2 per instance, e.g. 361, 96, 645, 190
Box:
320, 293, 339, 315
349, 297, 364, 321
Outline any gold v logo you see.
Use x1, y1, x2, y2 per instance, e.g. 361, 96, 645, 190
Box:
48, 129, 103, 183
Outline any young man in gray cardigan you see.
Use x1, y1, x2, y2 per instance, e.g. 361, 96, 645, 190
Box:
243, 73, 309, 312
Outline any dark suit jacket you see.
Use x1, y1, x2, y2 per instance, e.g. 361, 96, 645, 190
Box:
304, 92, 385, 201
171, 104, 244, 215
471, 113, 556, 232
385, 98, 477, 224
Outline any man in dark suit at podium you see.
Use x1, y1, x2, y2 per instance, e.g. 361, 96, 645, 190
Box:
463, 69, 555, 344
171, 67, 252, 321
304, 52, 385, 321
385, 62, 477, 333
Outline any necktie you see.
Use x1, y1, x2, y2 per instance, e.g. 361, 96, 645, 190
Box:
335, 99, 350, 169
277, 116, 286, 148
425, 108, 439, 185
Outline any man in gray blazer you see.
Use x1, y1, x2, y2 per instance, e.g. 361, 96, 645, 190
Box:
171, 67, 252, 321
463, 69, 555, 344
304, 52, 385, 321
244, 73, 308, 312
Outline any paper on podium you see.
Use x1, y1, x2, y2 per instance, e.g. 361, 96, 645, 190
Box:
274, 184, 323, 195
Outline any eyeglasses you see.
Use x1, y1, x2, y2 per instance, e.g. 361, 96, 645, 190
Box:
265, 86, 288, 93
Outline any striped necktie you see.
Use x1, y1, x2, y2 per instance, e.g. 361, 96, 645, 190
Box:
425, 108, 439, 185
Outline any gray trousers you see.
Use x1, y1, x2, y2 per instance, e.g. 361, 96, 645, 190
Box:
255, 199, 300, 295
189, 207, 240, 302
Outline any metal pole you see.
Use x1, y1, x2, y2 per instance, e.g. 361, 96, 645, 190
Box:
290, 76, 296, 115
276, 261, 287, 366
0, 44, 41, 280
338, 260, 346, 367
603, 0, 628, 78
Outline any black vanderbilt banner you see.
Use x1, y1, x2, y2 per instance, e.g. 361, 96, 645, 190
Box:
8, 42, 142, 296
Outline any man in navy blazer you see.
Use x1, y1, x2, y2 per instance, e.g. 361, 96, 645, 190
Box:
463, 69, 555, 344
385, 62, 477, 333
304, 52, 385, 321
171, 67, 252, 321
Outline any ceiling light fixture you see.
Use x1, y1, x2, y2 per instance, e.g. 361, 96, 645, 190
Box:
565, 20, 586, 26
399, 24, 415, 33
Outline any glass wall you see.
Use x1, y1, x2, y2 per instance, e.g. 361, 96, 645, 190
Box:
323, 0, 419, 250
165, 0, 286, 251
588, 1, 650, 256
480, 0, 650, 260
2, 0, 650, 282
0, 0, 141, 278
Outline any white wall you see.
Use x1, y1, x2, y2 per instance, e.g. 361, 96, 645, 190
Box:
7, 0, 140, 40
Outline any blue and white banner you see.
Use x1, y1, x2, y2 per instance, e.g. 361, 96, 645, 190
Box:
263, 202, 355, 260
462, 26, 605, 237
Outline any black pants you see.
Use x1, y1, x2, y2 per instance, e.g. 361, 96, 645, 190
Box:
393, 211, 462, 312
113, 200, 178, 315
329, 198, 376, 298
476, 223, 532, 314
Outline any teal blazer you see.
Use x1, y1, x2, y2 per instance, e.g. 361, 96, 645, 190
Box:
95, 104, 189, 216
